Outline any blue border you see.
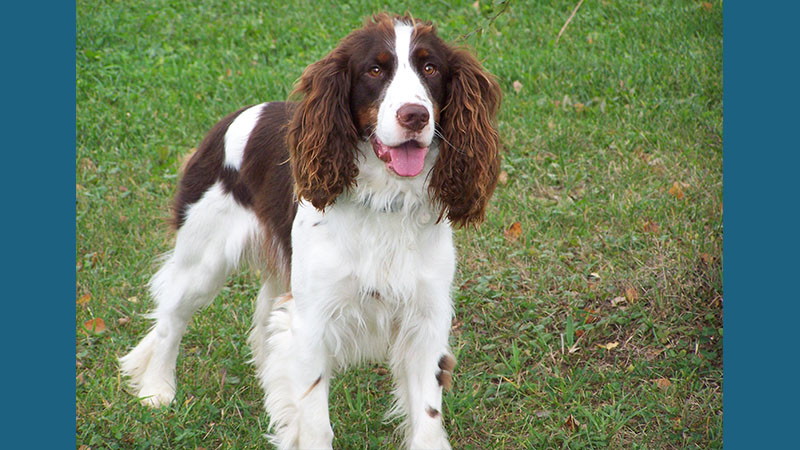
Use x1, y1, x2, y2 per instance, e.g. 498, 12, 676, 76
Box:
1, 3, 76, 447
724, 3, 799, 448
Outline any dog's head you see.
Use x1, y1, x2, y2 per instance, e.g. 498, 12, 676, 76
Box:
287, 13, 501, 226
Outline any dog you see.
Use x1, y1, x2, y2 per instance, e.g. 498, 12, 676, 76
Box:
120, 13, 501, 449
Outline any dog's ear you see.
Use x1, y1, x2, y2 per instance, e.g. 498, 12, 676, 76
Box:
287, 48, 359, 210
429, 47, 502, 227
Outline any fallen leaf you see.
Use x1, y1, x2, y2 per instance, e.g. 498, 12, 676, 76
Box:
654, 378, 672, 389
80, 158, 96, 172
611, 296, 627, 307
82, 318, 106, 334
584, 309, 599, 324
563, 414, 580, 432
668, 181, 685, 200
700, 252, 713, 265
127, 296, 139, 304
512, 80, 523, 93
498, 170, 509, 185
573, 102, 585, 113
702, 2, 712, 12
372, 367, 388, 376
504, 222, 523, 241
642, 220, 660, 233
118, 316, 131, 326
575, 329, 585, 338
624, 285, 639, 302
76, 293, 91, 307
597, 341, 619, 351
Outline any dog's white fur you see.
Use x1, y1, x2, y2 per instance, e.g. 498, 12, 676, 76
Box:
120, 23, 457, 449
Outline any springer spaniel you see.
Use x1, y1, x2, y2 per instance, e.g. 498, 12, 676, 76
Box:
120, 13, 501, 450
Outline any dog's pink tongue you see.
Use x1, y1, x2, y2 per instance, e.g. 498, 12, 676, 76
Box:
388, 142, 428, 177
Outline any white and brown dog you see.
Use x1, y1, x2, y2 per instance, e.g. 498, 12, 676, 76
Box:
120, 13, 501, 449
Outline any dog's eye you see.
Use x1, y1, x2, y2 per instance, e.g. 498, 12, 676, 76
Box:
423, 63, 437, 76
369, 66, 383, 77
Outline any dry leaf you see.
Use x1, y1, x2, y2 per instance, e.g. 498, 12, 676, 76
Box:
118, 316, 131, 326
76, 293, 91, 307
498, 170, 509, 185
700, 252, 713, 265
575, 329, 585, 338
584, 309, 598, 324
512, 80, 523, 93
80, 158, 96, 172
668, 181, 685, 200
563, 415, 580, 432
127, 296, 139, 304
624, 285, 639, 302
654, 378, 672, 389
83, 318, 106, 334
597, 341, 619, 351
611, 296, 627, 307
702, 2, 712, 11
504, 222, 523, 241
642, 220, 660, 233
573, 102, 585, 113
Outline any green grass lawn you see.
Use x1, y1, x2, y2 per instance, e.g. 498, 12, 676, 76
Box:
76, 0, 722, 448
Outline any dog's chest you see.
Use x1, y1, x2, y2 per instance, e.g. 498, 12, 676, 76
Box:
291, 200, 451, 304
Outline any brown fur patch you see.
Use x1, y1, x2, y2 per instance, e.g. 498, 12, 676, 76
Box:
426, 406, 440, 418
377, 51, 391, 64
274, 293, 293, 307
436, 354, 457, 390
439, 354, 456, 372
300, 375, 322, 400
436, 370, 452, 390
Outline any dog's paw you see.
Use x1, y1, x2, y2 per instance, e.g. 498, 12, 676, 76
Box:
137, 383, 176, 407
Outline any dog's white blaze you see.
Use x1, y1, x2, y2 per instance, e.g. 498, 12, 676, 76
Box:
375, 23, 435, 147
224, 103, 265, 170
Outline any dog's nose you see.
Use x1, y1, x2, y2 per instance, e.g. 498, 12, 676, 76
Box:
396, 104, 429, 132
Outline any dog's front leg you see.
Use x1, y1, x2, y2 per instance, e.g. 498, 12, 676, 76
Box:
390, 297, 455, 450
262, 295, 333, 450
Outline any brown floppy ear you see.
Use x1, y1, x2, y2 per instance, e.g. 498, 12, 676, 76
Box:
430, 47, 502, 227
287, 48, 359, 210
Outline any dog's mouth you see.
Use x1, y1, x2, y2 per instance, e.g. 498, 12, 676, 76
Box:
371, 137, 429, 177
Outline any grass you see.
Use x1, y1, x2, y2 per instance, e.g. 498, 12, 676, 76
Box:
76, 0, 723, 448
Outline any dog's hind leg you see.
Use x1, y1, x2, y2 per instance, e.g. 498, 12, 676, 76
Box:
119, 182, 262, 407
